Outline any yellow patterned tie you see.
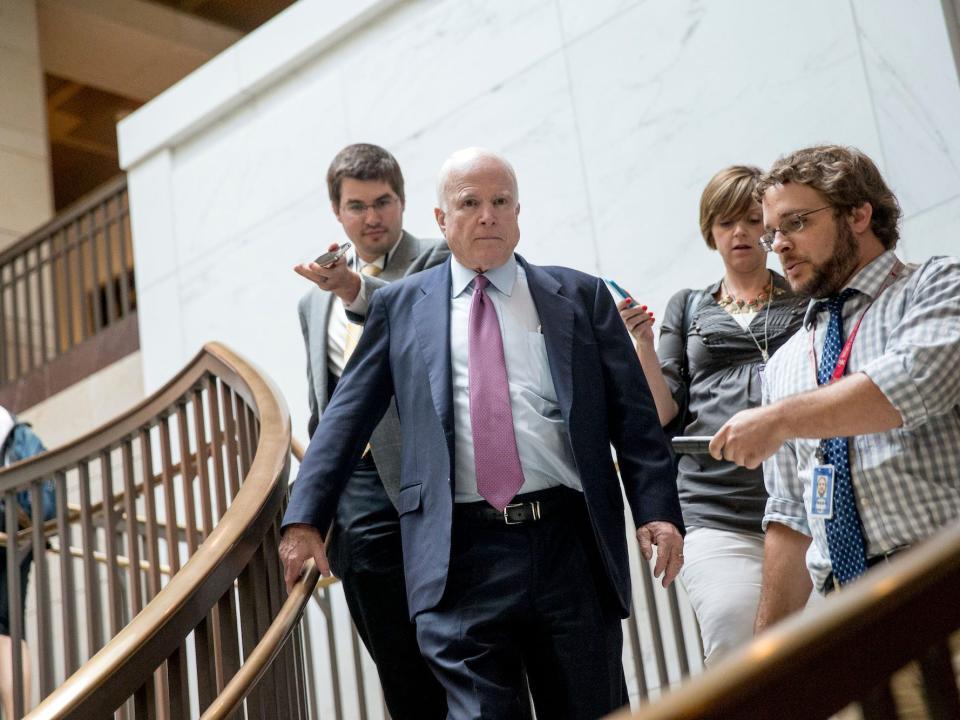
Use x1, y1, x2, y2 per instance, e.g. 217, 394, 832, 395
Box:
343, 263, 383, 361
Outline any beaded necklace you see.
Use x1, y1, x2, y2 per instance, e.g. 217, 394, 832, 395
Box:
719, 272, 783, 363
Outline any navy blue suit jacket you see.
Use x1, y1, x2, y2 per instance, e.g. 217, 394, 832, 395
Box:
283, 255, 682, 618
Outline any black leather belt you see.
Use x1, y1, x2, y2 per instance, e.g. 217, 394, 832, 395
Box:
454, 487, 581, 526
823, 547, 907, 594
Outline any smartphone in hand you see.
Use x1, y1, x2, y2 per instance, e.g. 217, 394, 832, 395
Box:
671, 436, 712, 455
314, 241, 352, 267
607, 279, 636, 307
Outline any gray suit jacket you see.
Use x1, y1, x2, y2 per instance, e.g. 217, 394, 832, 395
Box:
298, 230, 449, 506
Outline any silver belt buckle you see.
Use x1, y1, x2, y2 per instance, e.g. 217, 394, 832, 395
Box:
503, 500, 541, 524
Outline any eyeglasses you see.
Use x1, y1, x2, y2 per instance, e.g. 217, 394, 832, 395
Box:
759, 205, 832, 251
342, 196, 399, 218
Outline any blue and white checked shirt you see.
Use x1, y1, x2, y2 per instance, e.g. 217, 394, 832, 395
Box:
762, 251, 960, 592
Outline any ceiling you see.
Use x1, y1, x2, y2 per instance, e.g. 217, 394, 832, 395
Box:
146, 0, 295, 33
46, 74, 142, 209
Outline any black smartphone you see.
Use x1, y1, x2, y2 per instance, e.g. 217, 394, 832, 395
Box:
671, 436, 713, 455
314, 241, 352, 267
607, 279, 635, 307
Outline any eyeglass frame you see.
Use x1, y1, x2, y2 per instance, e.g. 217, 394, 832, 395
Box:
340, 195, 400, 218
759, 205, 833, 252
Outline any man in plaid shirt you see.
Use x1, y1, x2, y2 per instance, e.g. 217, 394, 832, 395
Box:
709, 145, 960, 635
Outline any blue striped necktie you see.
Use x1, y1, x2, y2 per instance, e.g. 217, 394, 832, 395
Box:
818, 288, 868, 585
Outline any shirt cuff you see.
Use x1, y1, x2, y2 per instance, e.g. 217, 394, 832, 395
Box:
860, 354, 927, 431
762, 496, 810, 536
343, 276, 370, 315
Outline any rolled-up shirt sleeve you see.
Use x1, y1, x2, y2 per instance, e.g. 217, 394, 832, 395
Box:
860, 257, 960, 431
762, 437, 810, 536
761, 361, 811, 536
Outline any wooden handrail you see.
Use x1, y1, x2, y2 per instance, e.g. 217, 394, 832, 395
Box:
23, 341, 292, 719
612, 522, 960, 719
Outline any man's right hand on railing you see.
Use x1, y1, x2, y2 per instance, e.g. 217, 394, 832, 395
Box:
279, 523, 331, 593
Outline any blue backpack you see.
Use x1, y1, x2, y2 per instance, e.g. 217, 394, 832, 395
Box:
1, 421, 57, 524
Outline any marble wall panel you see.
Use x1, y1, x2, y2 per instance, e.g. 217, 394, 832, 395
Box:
564, 0, 882, 318
168, 67, 348, 269
851, 0, 960, 217
127, 149, 177, 291
555, 0, 643, 43
898, 193, 960, 263
391, 53, 596, 271
136, 273, 185, 393
340, 0, 564, 148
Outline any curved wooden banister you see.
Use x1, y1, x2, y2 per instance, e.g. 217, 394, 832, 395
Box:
612, 521, 960, 719
0, 341, 296, 719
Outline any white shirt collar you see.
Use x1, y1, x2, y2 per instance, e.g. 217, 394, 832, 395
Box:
450, 254, 518, 298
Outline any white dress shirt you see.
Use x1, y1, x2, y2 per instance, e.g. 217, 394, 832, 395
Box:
449, 254, 582, 503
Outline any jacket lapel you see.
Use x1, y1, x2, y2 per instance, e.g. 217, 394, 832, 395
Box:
413, 259, 454, 436
382, 230, 415, 281
520, 257, 575, 420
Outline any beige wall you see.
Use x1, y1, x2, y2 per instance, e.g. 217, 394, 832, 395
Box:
37, 0, 241, 102
18, 351, 144, 449
0, 0, 54, 253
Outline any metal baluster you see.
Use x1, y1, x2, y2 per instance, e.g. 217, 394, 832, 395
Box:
0, 262, 8, 382
78, 462, 104, 655
121, 441, 144, 618
6, 490, 26, 718
10, 256, 22, 378
31, 481, 54, 698
36, 242, 50, 363
101, 450, 123, 639
55, 470, 79, 676
116, 190, 132, 316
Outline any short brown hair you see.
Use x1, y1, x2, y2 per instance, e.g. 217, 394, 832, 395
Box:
326, 143, 405, 208
699, 165, 763, 249
755, 145, 901, 249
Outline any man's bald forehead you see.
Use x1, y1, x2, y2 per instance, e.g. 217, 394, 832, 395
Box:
436, 147, 518, 209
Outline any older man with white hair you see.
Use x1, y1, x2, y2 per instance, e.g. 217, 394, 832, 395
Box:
281, 147, 683, 719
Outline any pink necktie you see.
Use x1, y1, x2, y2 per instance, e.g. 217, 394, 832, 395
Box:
468, 275, 525, 510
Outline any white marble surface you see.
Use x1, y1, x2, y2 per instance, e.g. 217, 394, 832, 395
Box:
852, 0, 960, 217
899, 193, 960, 264
117, 0, 960, 702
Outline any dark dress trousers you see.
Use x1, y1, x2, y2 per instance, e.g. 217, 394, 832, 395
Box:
286, 255, 682, 719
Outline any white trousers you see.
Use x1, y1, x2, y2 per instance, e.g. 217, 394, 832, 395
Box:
678, 526, 765, 667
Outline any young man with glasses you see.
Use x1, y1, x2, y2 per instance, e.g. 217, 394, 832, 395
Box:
708, 146, 960, 644
290, 143, 447, 718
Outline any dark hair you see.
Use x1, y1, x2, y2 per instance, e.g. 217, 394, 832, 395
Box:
755, 145, 901, 249
699, 165, 763, 249
326, 143, 405, 207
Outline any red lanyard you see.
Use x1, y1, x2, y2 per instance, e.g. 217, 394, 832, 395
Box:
808, 262, 902, 384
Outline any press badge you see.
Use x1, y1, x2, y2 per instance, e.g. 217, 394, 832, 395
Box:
810, 465, 835, 519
